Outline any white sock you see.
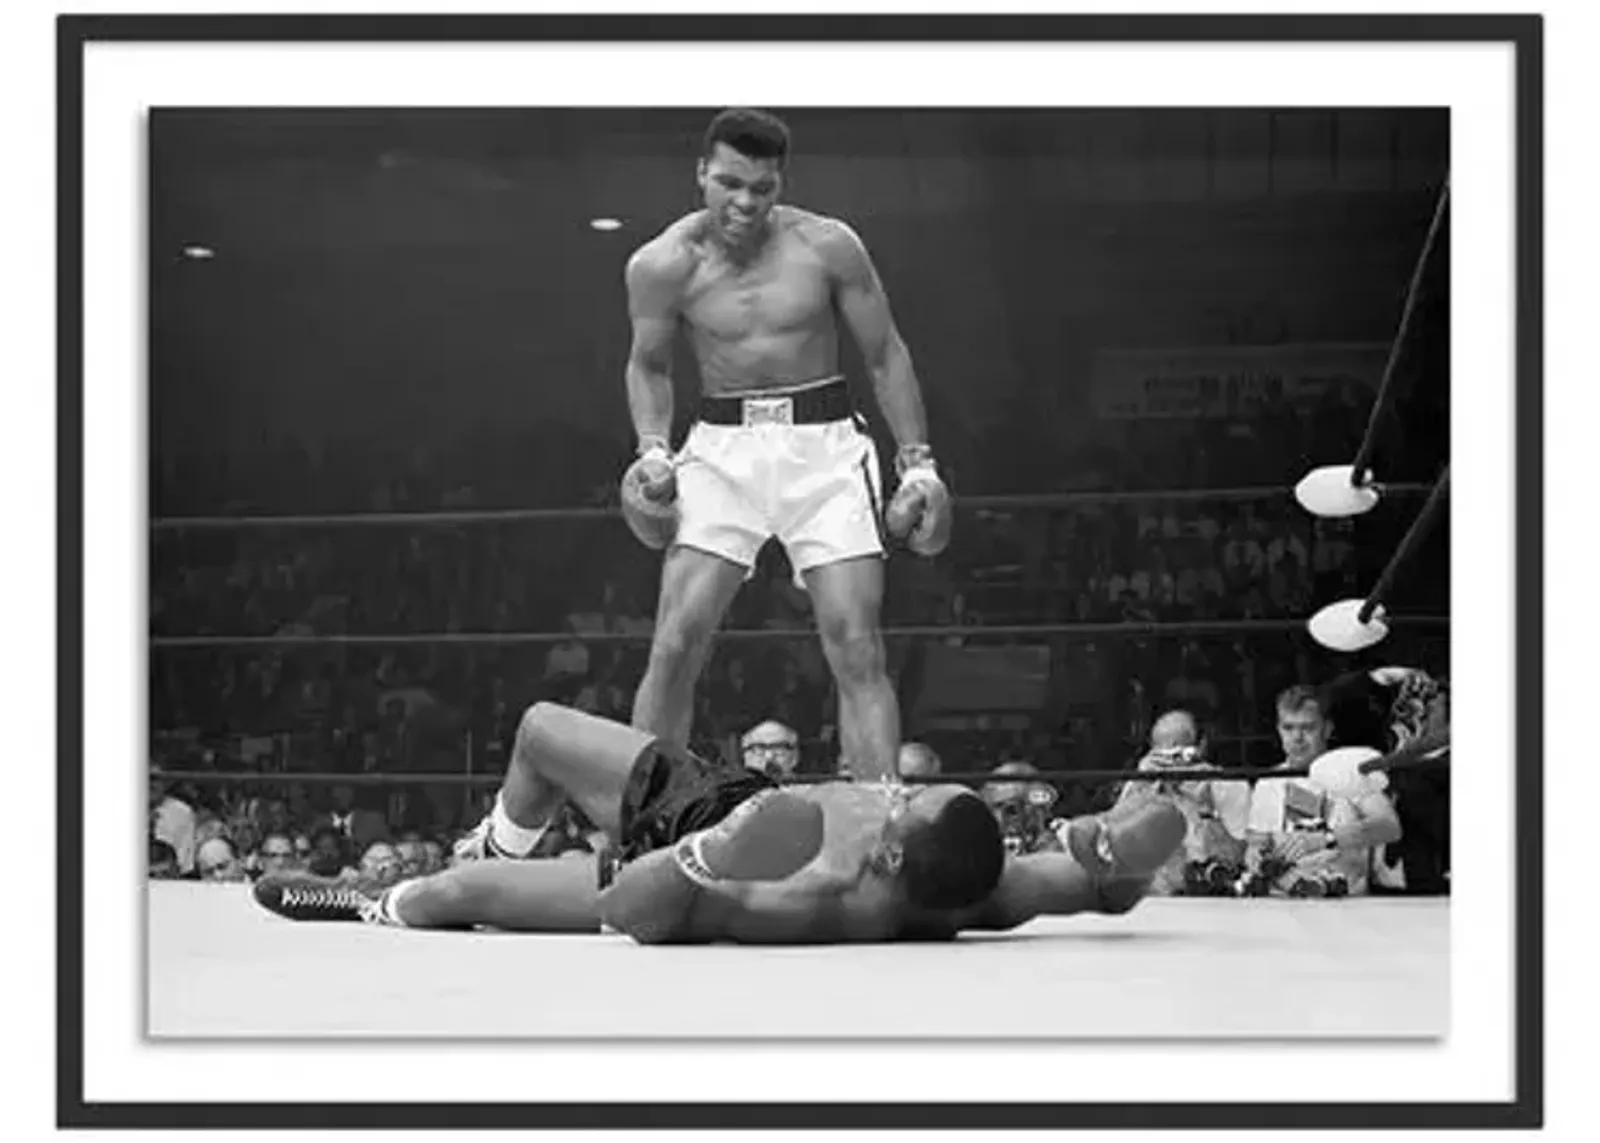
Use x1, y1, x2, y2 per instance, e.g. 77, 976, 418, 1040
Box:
489, 792, 547, 857
381, 878, 419, 927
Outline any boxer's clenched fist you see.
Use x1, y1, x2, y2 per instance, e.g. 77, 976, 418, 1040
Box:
884, 445, 952, 557
620, 440, 679, 550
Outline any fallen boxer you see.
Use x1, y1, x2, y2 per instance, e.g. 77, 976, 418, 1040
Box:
254, 703, 1185, 943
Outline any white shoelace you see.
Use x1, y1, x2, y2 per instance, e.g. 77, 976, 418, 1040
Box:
280, 885, 382, 923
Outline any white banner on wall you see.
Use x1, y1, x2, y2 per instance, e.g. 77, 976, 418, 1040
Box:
1091, 342, 1389, 419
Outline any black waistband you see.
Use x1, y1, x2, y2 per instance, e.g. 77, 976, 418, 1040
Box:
697, 379, 854, 426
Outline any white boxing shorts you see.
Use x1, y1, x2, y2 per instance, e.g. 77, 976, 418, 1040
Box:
673, 377, 886, 573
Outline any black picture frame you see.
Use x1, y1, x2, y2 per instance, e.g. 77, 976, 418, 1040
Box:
58, 12, 1543, 1131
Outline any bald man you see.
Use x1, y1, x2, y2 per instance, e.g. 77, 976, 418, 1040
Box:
1117, 710, 1250, 895
897, 742, 942, 780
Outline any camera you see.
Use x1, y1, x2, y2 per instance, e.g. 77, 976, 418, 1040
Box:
1183, 858, 1242, 897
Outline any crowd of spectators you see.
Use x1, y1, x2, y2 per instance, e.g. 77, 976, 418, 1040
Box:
154, 666, 1448, 900
149, 775, 488, 884
149, 382, 1449, 888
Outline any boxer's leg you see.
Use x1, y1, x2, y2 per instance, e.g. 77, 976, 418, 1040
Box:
631, 424, 769, 748
507, 703, 677, 836
805, 556, 900, 782
464, 703, 667, 857
630, 544, 747, 748
786, 421, 896, 780
383, 857, 602, 932
253, 860, 600, 931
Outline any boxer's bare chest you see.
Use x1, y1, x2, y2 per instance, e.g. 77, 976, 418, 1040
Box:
792, 783, 898, 867
782, 783, 918, 941
679, 222, 835, 344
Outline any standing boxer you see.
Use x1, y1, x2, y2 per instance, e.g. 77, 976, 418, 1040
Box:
617, 107, 951, 787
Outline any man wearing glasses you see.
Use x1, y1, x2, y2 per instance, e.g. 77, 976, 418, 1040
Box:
740, 720, 801, 780
254, 833, 300, 879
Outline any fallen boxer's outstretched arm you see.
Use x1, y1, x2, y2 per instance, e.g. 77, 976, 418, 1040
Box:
959, 801, 1189, 931
958, 852, 1118, 931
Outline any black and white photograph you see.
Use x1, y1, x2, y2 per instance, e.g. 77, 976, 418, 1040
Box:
146, 102, 1455, 1041
53, 13, 1541, 1131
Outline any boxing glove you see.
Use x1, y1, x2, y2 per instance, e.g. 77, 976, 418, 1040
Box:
672, 789, 826, 888
598, 790, 825, 944
1307, 746, 1387, 798
620, 440, 679, 550
884, 446, 953, 557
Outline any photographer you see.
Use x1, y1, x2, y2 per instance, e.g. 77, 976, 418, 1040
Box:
1115, 709, 1250, 896
1241, 686, 1401, 898
981, 760, 1067, 857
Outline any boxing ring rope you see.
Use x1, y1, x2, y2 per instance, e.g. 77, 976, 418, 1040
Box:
151, 471, 1449, 785
149, 482, 1435, 533
1346, 177, 1451, 487
150, 734, 1450, 792
1291, 175, 1450, 652
1301, 464, 1450, 651
1293, 177, 1449, 522
1357, 465, 1450, 626
149, 615, 1449, 650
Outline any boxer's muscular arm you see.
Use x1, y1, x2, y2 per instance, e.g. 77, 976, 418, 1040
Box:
602, 848, 853, 945
704, 877, 855, 945
624, 243, 681, 449
957, 854, 1081, 931
821, 220, 929, 452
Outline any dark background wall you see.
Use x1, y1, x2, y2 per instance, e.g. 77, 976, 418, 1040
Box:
150, 107, 1448, 509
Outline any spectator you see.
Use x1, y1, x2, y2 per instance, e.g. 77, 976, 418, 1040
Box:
1317, 666, 1450, 894
358, 840, 405, 886
982, 761, 1064, 856
313, 784, 390, 852
196, 836, 247, 883
149, 778, 197, 875
897, 741, 942, 780
193, 814, 230, 852
421, 839, 446, 874
394, 833, 428, 878
739, 719, 801, 781
306, 826, 347, 878
254, 832, 299, 880
149, 838, 182, 880
1243, 686, 1402, 897
1114, 709, 1249, 896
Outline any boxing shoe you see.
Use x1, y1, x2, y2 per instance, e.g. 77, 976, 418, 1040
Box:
253, 872, 387, 924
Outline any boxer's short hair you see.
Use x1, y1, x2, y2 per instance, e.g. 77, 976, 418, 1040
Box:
898, 791, 1005, 911
703, 108, 791, 166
